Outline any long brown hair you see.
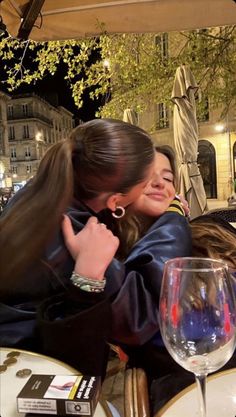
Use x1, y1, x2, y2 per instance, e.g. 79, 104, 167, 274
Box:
116, 146, 177, 260
0, 118, 154, 285
190, 217, 236, 270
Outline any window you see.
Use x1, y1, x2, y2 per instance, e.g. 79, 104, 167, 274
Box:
7, 105, 14, 118
156, 103, 169, 129
9, 126, 15, 140
26, 165, 32, 174
25, 146, 31, 158
198, 140, 217, 198
23, 125, 29, 139
155, 33, 169, 60
10, 147, 17, 159
22, 104, 28, 116
12, 166, 17, 174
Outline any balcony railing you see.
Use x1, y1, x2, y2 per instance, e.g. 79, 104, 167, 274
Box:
9, 157, 38, 162
8, 137, 35, 142
8, 110, 53, 126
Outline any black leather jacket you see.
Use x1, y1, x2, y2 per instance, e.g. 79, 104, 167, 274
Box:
42, 199, 192, 345
108, 211, 192, 344
0, 197, 192, 371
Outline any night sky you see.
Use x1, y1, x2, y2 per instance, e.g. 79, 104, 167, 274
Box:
1, 61, 100, 125
0, 33, 103, 125
32, 62, 101, 123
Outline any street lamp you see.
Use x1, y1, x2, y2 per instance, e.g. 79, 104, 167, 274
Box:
215, 123, 225, 132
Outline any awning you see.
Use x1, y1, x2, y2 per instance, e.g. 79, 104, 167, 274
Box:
1, 0, 236, 41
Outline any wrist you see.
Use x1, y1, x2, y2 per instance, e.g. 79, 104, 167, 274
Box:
70, 271, 106, 293
74, 262, 105, 281
74, 258, 105, 281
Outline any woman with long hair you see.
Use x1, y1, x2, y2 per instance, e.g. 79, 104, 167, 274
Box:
115, 145, 182, 260
108, 146, 236, 412
64, 145, 192, 354
0, 118, 155, 375
0, 118, 154, 291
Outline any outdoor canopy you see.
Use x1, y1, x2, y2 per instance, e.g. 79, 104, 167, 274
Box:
1, 0, 236, 41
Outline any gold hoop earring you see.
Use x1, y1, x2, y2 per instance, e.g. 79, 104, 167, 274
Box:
112, 206, 125, 219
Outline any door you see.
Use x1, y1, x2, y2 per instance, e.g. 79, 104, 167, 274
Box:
198, 140, 217, 198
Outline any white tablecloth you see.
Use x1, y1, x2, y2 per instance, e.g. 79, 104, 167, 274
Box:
156, 368, 236, 417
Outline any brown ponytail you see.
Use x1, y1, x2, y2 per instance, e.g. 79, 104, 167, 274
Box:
0, 140, 73, 285
0, 118, 154, 289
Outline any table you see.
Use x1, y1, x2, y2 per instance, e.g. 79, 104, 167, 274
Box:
156, 368, 236, 417
0, 348, 113, 417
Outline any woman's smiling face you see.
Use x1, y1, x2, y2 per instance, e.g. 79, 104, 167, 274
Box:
131, 151, 176, 218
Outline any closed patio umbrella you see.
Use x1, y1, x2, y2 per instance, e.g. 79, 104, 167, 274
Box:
123, 108, 138, 125
171, 65, 208, 219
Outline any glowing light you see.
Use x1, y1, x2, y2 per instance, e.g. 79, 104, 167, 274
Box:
36, 131, 43, 142
103, 59, 110, 70
215, 124, 225, 132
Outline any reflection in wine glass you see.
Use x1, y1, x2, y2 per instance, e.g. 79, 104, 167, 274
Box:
159, 257, 236, 417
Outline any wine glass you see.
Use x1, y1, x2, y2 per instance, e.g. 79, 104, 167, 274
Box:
159, 257, 236, 417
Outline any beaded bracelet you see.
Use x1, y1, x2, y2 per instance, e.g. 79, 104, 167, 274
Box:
70, 271, 106, 293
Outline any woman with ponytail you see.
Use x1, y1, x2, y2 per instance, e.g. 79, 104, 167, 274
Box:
0, 118, 155, 375
0, 120, 154, 291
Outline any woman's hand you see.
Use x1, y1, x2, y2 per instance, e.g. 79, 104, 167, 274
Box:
176, 194, 190, 217
62, 215, 119, 280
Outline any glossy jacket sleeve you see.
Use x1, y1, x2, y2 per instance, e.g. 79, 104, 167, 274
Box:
106, 212, 192, 345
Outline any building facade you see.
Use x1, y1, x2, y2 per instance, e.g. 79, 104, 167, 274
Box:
139, 102, 236, 202
0, 91, 12, 191
6, 94, 74, 190
137, 32, 236, 202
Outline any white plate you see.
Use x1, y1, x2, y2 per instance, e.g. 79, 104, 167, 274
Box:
156, 368, 236, 417
0, 348, 109, 417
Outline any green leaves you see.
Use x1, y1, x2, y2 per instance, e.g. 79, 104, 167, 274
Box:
0, 26, 235, 122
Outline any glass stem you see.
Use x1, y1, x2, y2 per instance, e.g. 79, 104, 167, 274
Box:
195, 374, 207, 417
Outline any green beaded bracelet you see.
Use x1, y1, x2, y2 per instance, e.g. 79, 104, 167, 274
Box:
70, 271, 106, 292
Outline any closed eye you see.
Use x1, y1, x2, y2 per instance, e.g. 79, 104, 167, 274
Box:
164, 177, 174, 183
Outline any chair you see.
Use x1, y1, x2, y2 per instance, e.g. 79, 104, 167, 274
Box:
124, 368, 150, 417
